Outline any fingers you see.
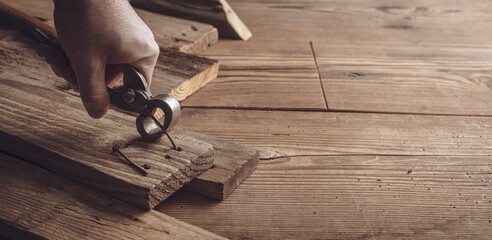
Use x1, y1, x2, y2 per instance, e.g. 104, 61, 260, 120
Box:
71, 59, 110, 119
105, 65, 123, 87
126, 41, 159, 87
36, 44, 79, 92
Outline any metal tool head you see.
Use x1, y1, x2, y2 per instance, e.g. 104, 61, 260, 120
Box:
136, 94, 181, 142
107, 64, 181, 142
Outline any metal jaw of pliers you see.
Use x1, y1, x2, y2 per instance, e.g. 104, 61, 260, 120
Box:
31, 27, 180, 143
108, 64, 181, 143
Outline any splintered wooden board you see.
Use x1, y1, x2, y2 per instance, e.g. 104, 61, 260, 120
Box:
152, 49, 219, 101
0, 39, 216, 210
183, 131, 259, 200
136, 8, 218, 54
0, 0, 219, 53
0, 153, 226, 240
0, 37, 258, 201
132, 0, 252, 40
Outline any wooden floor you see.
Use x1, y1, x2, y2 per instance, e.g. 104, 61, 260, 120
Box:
165, 0, 492, 239
2, 0, 492, 239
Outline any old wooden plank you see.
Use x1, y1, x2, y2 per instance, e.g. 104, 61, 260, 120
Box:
177, 108, 492, 156
159, 155, 492, 239
237, 0, 492, 115
152, 49, 219, 101
0, 39, 216, 209
131, 0, 252, 40
0, 38, 256, 201
178, 0, 492, 114
0, 153, 226, 240
317, 56, 492, 115
183, 130, 260, 200
175, 0, 329, 110
0, 0, 219, 53
181, 54, 326, 110
136, 8, 218, 54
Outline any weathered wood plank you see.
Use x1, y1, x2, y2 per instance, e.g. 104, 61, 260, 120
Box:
177, 108, 492, 156
152, 50, 219, 101
0, 0, 219, 53
305, 0, 492, 115
0, 37, 256, 201
132, 0, 252, 40
159, 155, 492, 239
183, 130, 260, 200
317, 56, 492, 115
0, 153, 226, 240
175, 0, 329, 110
181, 54, 327, 110
136, 8, 218, 54
237, 0, 492, 115
0, 39, 216, 210
179, 0, 492, 114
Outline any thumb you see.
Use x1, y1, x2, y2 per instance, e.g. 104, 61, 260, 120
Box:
71, 60, 110, 119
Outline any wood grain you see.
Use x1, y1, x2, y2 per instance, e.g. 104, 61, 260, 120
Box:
159, 155, 492, 239
136, 8, 218, 53
0, 39, 215, 210
183, 130, 260, 200
179, 0, 492, 114
181, 54, 327, 110
0, 37, 256, 202
0, 0, 219, 53
0, 153, 226, 240
317, 57, 492, 115
131, 0, 252, 40
176, 108, 492, 156
152, 50, 219, 101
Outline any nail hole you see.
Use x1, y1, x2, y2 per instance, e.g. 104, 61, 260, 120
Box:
143, 164, 151, 169
165, 155, 171, 159
177, 147, 182, 152
112, 140, 129, 149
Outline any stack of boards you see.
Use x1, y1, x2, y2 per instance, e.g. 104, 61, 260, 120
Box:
0, 0, 256, 239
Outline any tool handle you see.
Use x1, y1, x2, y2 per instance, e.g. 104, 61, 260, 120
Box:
0, 1, 57, 42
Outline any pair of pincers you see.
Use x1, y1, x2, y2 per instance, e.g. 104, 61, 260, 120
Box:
34, 27, 181, 144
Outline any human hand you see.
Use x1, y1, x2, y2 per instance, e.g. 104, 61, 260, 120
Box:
36, 0, 159, 118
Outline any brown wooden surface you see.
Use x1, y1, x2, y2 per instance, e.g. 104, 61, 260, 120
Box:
183, 130, 260, 200
160, 154, 492, 239
156, 0, 491, 238
179, 0, 492, 115
1, 0, 492, 239
181, 54, 327, 110
0, 0, 57, 39
151, 49, 219, 101
132, 0, 252, 40
0, 153, 226, 240
0, 36, 257, 203
176, 108, 491, 156
0, 39, 216, 210
136, 8, 218, 53
0, 0, 219, 54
